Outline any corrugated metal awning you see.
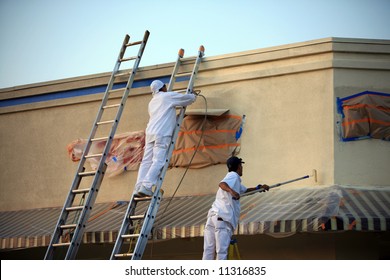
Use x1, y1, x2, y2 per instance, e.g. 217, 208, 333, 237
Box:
1, 185, 389, 250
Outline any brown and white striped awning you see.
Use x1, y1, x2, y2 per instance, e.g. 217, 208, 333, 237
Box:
1, 185, 389, 250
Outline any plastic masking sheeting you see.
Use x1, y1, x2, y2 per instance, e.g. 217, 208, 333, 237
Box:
67, 130, 145, 177
170, 114, 243, 168
337, 91, 390, 141
66, 114, 243, 176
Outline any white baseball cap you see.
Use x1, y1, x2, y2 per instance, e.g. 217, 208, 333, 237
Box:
150, 80, 165, 94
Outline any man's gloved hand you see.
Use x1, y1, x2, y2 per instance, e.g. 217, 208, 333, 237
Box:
256, 184, 270, 192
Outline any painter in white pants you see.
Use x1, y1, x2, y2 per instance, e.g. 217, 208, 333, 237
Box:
134, 80, 196, 198
202, 214, 233, 260
201, 156, 269, 260
134, 136, 170, 195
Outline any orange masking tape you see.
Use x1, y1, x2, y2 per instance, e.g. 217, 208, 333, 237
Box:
173, 143, 240, 154
343, 104, 390, 112
178, 129, 237, 136
342, 118, 390, 126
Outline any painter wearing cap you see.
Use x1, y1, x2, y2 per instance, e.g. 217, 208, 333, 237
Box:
227, 156, 245, 172
150, 80, 165, 94
202, 156, 269, 260
133, 79, 197, 198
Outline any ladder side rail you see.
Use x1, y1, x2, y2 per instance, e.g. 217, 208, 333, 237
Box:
65, 34, 130, 182
91, 30, 149, 207
184, 47, 204, 95
110, 43, 182, 260
101, 33, 131, 105
82, 34, 131, 150
45, 165, 89, 259
152, 47, 204, 193
130, 191, 163, 260
110, 44, 203, 261
131, 47, 204, 260
167, 49, 185, 91
45, 36, 130, 259
93, 36, 147, 178
109, 196, 137, 259
108, 30, 149, 139
44, 169, 84, 259
45, 31, 148, 260
129, 50, 193, 259
65, 163, 107, 259
65, 32, 149, 259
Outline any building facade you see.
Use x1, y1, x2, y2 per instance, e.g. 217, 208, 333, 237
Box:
0, 37, 389, 259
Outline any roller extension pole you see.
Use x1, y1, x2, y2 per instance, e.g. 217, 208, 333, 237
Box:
241, 169, 317, 197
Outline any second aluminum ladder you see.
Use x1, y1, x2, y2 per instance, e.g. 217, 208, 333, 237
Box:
110, 45, 205, 260
45, 30, 150, 260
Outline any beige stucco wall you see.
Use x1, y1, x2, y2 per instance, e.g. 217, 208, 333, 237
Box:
0, 37, 389, 212
332, 39, 390, 186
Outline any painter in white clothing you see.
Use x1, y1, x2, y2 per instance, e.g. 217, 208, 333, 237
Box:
202, 156, 269, 260
209, 171, 247, 230
134, 80, 196, 197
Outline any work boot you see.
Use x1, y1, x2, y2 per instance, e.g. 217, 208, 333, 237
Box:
135, 185, 153, 197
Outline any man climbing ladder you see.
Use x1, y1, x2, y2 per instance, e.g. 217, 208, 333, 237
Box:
133, 80, 197, 197
110, 45, 205, 260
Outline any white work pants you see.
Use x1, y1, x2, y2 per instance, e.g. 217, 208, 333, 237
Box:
135, 136, 171, 190
202, 215, 233, 260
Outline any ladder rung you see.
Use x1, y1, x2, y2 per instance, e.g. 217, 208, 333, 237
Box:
91, 136, 109, 142
72, 188, 90, 194
103, 103, 121, 109
134, 196, 152, 202
84, 153, 103, 159
121, 233, 140, 239
108, 88, 124, 94
175, 89, 188, 93
66, 205, 84, 211
180, 56, 197, 62
114, 72, 131, 78
78, 171, 96, 176
97, 120, 115, 125
60, 224, 77, 229
175, 72, 192, 78
115, 253, 134, 258
52, 242, 71, 247
129, 214, 144, 220
120, 56, 138, 62
126, 40, 142, 47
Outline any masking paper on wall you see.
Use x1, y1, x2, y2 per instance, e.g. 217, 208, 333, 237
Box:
337, 91, 390, 141
170, 114, 243, 168
67, 131, 145, 177
67, 114, 243, 176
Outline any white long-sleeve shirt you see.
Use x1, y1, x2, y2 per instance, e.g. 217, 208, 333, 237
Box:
208, 171, 247, 229
145, 90, 196, 141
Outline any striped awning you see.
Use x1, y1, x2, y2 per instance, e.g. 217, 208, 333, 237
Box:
1, 185, 389, 250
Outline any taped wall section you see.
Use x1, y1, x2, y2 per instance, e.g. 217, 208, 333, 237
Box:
171, 113, 243, 168
66, 112, 243, 176
67, 131, 145, 177
337, 91, 390, 141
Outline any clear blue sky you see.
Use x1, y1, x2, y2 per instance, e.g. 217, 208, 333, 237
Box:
1, 0, 389, 89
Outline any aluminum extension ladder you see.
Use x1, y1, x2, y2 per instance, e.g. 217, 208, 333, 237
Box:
44, 30, 150, 260
110, 45, 205, 260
